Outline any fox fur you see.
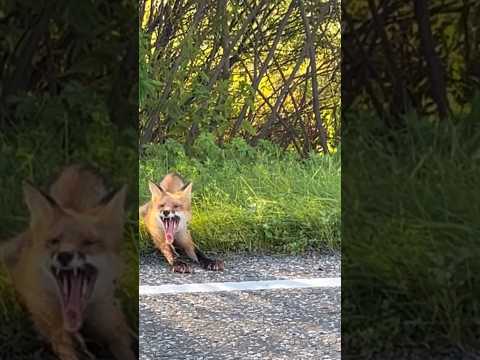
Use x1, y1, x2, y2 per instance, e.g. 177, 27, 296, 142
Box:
0, 165, 135, 360
140, 172, 224, 273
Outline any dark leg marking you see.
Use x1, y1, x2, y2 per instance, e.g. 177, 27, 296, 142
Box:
171, 259, 193, 273
195, 248, 224, 271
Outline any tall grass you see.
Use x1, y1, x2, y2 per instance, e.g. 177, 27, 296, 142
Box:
140, 134, 341, 254
343, 105, 480, 354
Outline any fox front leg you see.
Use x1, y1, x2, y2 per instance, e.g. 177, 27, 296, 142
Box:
52, 337, 79, 360
176, 231, 224, 271
35, 321, 79, 360
29, 306, 79, 360
195, 247, 224, 271
50, 334, 79, 360
152, 233, 192, 273
85, 300, 136, 360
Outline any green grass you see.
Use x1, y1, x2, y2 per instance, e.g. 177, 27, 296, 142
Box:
0, 121, 138, 358
343, 105, 480, 355
140, 134, 340, 254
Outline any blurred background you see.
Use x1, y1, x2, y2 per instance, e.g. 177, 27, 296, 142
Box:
342, 1, 480, 357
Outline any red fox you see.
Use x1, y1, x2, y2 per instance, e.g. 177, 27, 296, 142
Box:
0, 165, 135, 360
140, 173, 224, 273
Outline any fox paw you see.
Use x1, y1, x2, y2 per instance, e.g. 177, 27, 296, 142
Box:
204, 259, 224, 271
172, 261, 192, 273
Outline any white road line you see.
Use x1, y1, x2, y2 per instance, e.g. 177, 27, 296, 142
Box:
140, 277, 340, 295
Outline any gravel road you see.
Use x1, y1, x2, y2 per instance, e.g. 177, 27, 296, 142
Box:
140, 251, 341, 360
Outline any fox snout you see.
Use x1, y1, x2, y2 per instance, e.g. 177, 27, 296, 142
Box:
50, 251, 99, 281
159, 210, 182, 224
48, 250, 99, 333
160, 209, 177, 218
158, 211, 182, 245
52, 251, 86, 269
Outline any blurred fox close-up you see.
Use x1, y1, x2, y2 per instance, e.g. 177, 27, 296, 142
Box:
0, 1, 138, 359
1, 166, 135, 360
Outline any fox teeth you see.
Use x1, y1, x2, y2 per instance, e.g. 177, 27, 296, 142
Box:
82, 279, 87, 296
63, 278, 68, 296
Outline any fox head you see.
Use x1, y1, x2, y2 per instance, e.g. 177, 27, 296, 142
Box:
148, 180, 192, 244
22, 181, 127, 333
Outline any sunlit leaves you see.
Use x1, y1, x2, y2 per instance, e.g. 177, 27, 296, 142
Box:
140, 0, 341, 154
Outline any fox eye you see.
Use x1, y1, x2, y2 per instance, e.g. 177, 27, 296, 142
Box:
158, 203, 165, 208
48, 238, 60, 246
173, 204, 181, 209
84, 239, 97, 246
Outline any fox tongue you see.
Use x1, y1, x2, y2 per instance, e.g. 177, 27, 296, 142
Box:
165, 220, 175, 244
63, 274, 84, 332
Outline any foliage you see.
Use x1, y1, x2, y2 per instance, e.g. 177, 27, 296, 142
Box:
342, 98, 480, 355
139, 0, 341, 155
0, 0, 137, 131
139, 135, 340, 253
343, 1, 480, 120
140, 30, 161, 107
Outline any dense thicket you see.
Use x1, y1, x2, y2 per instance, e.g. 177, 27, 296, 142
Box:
140, 0, 341, 156
343, 1, 480, 122
0, 1, 137, 131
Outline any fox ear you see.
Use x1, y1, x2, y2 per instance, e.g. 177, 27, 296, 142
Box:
23, 181, 57, 227
148, 181, 165, 198
97, 185, 127, 225
181, 182, 192, 200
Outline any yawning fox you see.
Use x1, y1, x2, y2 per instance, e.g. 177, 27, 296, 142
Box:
140, 173, 224, 273
0, 165, 135, 360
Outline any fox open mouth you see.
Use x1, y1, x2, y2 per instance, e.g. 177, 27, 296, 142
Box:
50, 264, 97, 332
161, 216, 180, 244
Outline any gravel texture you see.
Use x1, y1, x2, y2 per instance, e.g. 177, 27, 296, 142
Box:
140, 251, 341, 360
140, 250, 340, 285
140, 288, 340, 360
